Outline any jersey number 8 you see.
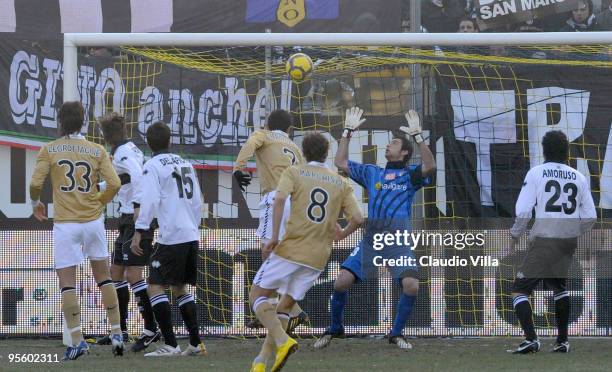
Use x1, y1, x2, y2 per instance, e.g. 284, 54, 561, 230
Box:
307, 187, 329, 223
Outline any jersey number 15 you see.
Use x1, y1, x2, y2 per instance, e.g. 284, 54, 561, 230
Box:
172, 167, 194, 199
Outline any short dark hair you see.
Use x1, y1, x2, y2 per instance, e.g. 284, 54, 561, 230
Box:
99, 112, 126, 146
146, 121, 171, 152
302, 131, 329, 163
458, 17, 479, 31
392, 130, 413, 163
542, 130, 569, 163
58, 101, 85, 136
267, 110, 293, 132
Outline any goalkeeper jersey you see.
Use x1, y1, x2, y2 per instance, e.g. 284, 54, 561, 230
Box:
233, 129, 303, 195
510, 162, 596, 239
135, 150, 202, 245
111, 141, 144, 214
29, 134, 120, 222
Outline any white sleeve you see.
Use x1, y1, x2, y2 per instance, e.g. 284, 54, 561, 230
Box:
123, 156, 143, 207
135, 163, 160, 231
190, 165, 203, 226
578, 176, 597, 234
510, 170, 537, 238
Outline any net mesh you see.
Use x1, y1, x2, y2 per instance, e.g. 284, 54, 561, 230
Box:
60, 43, 612, 337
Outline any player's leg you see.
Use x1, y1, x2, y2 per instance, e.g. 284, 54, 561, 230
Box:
314, 245, 362, 350
144, 243, 180, 356
54, 222, 89, 360
388, 275, 418, 350
253, 293, 296, 370
90, 259, 125, 356
126, 230, 161, 352
548, 278, 570, 352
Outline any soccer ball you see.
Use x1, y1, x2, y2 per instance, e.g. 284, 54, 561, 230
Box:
286, 53, 314, 82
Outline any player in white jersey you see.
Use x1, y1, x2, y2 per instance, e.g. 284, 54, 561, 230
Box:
509, 130, 596, 354
130, 121, 207, 357
97, 113, 160, 351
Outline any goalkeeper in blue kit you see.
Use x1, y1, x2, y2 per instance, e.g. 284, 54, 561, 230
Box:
314, 107, 436, 350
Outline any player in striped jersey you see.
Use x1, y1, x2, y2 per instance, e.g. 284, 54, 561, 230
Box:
234, 110, 310, 336
29, 101, 123, 360
96, 113, 160, 351
314, 107, 436, 350
249, 132, 363, 372
509, 130, 596, 354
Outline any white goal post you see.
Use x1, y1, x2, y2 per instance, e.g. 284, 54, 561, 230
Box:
63, 31, 612, 102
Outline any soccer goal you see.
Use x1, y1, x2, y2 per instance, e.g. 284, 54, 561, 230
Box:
60, 32, 612, 340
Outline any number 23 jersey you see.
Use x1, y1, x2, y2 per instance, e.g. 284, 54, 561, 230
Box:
512, 162, 596, 238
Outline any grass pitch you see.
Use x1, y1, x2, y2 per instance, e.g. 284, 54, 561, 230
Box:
1, 337, 611, 371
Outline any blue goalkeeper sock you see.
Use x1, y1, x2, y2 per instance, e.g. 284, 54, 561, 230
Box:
329, 290, 348, 333
390, 294, 416, 337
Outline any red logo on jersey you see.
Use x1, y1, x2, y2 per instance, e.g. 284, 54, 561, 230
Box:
385, 173, 396, 181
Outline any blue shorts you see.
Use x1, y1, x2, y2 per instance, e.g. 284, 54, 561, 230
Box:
340, 241, 418, 282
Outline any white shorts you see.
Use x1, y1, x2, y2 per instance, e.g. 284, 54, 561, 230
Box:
257, 190, 291, 244
53, 216, 108, 269
253, 253, 322, 301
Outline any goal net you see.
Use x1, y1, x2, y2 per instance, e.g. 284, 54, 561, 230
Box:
43, 33, 612, 338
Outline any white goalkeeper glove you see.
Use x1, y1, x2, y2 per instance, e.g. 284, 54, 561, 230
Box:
343, 107, 366, 137
400, 109, 424, 144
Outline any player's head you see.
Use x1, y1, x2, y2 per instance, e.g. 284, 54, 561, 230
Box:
302, 131, 329, 163
386, 131, 413, 164
542, 130, 569, 163
58, 101, 85, 136
146, 121, 171, 153
99, 112, 127, 146
266, 109, 293, 133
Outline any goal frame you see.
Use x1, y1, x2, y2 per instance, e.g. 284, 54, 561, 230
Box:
63, 31, 612, 101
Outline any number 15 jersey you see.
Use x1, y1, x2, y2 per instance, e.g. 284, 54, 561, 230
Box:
511, 162, 596, 239
135, 151, 202, 245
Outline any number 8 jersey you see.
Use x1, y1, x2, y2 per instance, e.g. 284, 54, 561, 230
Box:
135, 150, 202, 245
511, 162, 596, 239
29, 134, 120, 222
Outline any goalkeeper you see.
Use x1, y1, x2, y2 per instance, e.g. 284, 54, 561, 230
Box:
314, 107, 436, 350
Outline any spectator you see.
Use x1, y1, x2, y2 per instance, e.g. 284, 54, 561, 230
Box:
457, 17, 479, 33
560, 0, 597, 31
596, 1, 612, 30
421, 0, 469, 33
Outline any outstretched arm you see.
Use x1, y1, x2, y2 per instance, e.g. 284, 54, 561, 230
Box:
335, 107, 366, 173
400, 110, 436, 177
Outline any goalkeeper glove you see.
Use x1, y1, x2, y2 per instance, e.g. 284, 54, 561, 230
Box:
233, 170, 252, 191
400, 109, 424, 144
343, 107, 366, 137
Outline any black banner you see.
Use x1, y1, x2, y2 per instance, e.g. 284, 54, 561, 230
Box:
475, 0, 579, 27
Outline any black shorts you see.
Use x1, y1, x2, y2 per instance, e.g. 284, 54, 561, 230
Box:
148, 240, 199, 286
512, 237, 577, 295
112, 213, 154, 267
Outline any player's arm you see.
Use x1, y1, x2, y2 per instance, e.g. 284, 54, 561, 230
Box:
335, 186, 363, 241
263, 167, 295, 256
132, 164, 160, 255
233, 131, 265, 191
335, 106, 366, 173
95, 148, 121, 204
401, 110, 436, 177
121, 155, 144, 222
509, 170, 537, 240
578, 176, 597, 234
29, 146, 50, 221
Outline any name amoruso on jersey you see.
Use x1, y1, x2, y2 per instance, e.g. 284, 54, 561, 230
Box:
542, 168, 577, 180
372, 255, 499, 268
372, 231, 486, 251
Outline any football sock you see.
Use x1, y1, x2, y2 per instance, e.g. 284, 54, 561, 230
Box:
130, 280, 158, 333
61, 287, 83, 346
257, 312, 290, 361
391, 294, 416, 337
177, 293, 201, 347
114, 281, 129, 332
151, 293, 177, 347
330, 290, 348, 333
513, 295, 537, 341
554, 291, 570, 343
98, 280, 121, 335
289, 302, 303, 318
253, 297, 288, 346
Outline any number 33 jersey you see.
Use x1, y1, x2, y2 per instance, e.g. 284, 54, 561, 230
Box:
29, 134, 120, 222
275, 162, 361, 271
511, 162, 596, 239
135, 151, 202, 245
